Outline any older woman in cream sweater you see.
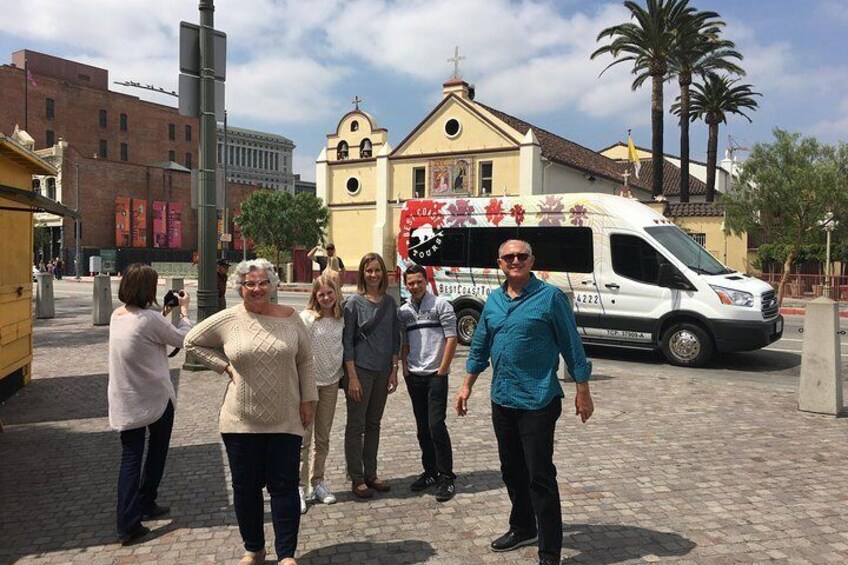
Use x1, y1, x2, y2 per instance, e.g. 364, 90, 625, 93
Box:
185, 258, 317, 565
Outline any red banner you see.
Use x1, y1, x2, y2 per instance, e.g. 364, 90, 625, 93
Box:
152, 201, 167, 248
167, 203, 182, 249
131, 199, 147, 247
115, 197, 130, 247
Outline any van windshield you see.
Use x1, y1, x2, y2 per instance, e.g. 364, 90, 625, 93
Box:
645, 225, 733, 275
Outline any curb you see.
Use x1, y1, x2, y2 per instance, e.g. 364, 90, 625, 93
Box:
780, 307, 848, 318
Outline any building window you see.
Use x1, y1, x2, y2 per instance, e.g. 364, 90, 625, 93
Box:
444, 118, 461, 138
99, 139, 108, 159
169, 150, 176, 162
337, 141, 349, 160
168, 123, 175, 140
479, 161, 493, 195
360, 138, 373, 158
46, 130, 55, 147
413, 167, 426, 198
32, 178, 41, 192
691, 233, 707, 247
185, 152, 192, 169
346, 177, 360, 195
120, 143, 128, 162
46, 98, 54, 120
46, 178, 56, 200
120, 113, 128, 131
185, 125, 192, 141
351, 120, 359, 132
99, 109, 107, 128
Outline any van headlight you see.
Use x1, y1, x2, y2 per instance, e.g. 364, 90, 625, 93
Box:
710, 285, 754, 307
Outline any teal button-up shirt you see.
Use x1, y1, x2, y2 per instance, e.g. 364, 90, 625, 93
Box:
466, 274, 592, 410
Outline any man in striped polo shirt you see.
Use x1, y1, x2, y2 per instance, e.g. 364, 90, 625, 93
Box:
400, 264, 458, 502
455, 239, 594, 565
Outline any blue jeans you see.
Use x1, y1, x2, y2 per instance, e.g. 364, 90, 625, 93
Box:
222, 433, 302, 560
116, 400, 174, 536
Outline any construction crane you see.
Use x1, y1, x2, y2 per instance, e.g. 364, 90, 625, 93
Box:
726, 135, 749, 161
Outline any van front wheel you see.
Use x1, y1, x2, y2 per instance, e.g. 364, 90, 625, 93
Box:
456, 308, 481, 346
661, 323, 713, 367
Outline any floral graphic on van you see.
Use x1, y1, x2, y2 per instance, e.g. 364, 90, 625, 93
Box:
447, 199, 476, 227
510, 203, 526, 225
397, 199, 445, 258
486, 198, 506, 226
570, 204, 589, 226
539, 196, 565, 227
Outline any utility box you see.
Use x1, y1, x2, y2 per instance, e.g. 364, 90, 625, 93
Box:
89, 256, 102, 275
92, 274, 113, 326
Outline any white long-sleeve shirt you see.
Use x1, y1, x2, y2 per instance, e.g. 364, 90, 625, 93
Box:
108, 307, 192, 431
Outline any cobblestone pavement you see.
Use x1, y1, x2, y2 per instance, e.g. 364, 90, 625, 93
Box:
2, 300, 848, 565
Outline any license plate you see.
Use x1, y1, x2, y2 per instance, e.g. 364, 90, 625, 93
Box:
775, 319, 783, 334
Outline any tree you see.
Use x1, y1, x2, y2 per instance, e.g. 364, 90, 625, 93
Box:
673, 72, 760, 201
235, 190, 329, 273
592, 0, 696, 198
722, 129, 848, 304
668, 10, 743, 202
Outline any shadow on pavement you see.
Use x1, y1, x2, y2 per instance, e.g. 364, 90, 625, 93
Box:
299, 540, 436, 564
562, 523, 695, 564
331, 469, 504, 503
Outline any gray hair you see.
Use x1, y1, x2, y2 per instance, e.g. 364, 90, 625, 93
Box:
498, 239, 533, 258
229, 258, 280, 288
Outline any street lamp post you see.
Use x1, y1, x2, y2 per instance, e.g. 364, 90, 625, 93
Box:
819, 211, 838, 299
74, 162, 81, 280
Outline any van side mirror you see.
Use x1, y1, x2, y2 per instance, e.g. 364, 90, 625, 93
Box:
657, 263, 693, 290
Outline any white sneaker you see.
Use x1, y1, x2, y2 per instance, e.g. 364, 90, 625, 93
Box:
311, 482, 337, 505
298, 486, 308, 514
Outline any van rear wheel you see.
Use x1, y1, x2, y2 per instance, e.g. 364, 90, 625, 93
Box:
661, 322, 713, 367
455, 308, 480, 346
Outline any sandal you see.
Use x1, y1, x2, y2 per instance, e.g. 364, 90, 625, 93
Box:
351, 481, 374, 498
238, 549, 266, 564
365, 477, 391, 493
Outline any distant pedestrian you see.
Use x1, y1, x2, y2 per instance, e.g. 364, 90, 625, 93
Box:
307, 243, 345, 281
455, 239, 594, 565
54, 259, 63, 279
108, 264, 192, 546
185, 258, 317, 565
298, 273, 345, 514
343, 252, 400, 498
216, 259, 230, 311
399, 264, 458, 501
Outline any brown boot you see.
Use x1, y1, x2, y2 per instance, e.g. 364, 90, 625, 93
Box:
352, 481, 374, 498
365, 477, 391, 492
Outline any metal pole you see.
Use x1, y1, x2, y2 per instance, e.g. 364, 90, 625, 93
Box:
185, 0, 218, 371
825, 227, 833, 298
221, 109, 228, 259
74, 162, 81, 280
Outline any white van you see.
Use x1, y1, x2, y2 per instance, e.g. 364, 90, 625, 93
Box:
396, 193, 783, 367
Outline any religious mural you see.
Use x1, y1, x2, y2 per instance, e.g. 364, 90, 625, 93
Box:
430, 158, 472, 196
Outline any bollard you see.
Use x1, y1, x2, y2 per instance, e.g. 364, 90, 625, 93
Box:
285, 262, 294, 284
166, 277, 184, 327
799, 296, 844, 415
35, 273, 55, 319
92, 274, 113, 326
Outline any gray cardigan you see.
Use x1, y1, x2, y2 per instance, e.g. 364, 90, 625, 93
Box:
343, 293, 401, 373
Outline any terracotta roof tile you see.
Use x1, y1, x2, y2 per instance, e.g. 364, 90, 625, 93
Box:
639, 160, 708, 197
665, 201, 725, 217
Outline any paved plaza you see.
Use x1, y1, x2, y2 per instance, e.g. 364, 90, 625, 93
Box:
2, 296, 848, 564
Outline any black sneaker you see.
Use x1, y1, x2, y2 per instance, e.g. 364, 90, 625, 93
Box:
142, 504, 170, 519
118, 525, 151, 546
490, 529, 538, 552
410, 472, 438, 491
435, 478, 455, 502
539, 557, 561, 565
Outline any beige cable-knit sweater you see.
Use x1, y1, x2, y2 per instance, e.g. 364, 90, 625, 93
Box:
184, 304, 318, 435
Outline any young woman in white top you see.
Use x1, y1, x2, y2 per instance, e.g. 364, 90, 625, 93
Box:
108, 263, 192, 545
298, 273, 345, 513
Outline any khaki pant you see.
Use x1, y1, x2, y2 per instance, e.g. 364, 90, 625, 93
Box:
343, 368, 390, 484
299, 383, 340, 488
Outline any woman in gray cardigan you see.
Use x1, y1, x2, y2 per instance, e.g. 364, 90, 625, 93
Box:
343, 252, 401, 498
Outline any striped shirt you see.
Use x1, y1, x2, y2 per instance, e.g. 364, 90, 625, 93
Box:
399, 293, 457, 374
466, 274, 592, 410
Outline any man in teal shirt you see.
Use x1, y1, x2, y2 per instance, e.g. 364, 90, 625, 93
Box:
456, 239, 594, 565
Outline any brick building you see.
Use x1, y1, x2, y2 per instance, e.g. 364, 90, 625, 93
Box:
0, 50, 269, 273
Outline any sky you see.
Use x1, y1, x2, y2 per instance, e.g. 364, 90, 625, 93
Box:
1, 0, 846, 182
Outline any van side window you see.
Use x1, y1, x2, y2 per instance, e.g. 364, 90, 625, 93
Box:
518, 227, 593, 273
409, 229, 467, 266
610, 234, 662, 284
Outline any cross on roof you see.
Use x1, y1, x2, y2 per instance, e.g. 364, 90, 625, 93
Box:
622, 169, 631, 186
352, 95, 363, 110
447, 46, 465, 79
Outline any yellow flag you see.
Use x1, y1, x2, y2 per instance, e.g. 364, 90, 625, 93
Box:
627, 135, 641, 179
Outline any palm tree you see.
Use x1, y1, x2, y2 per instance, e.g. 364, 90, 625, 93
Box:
592, 0, 697, 198
669, 11, 744, 202
672, 72, 761, 201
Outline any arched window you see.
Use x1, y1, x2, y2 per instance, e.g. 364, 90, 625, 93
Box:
46, 177, 56, 200
337, 141, 349, 160
351, 120, 359, 132
360, 138, 372, 158
32, 178, 41, 192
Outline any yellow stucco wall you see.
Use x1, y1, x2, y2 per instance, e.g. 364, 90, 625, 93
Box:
675, 216, 749, 273
389, 151, 521, 200
327, 111, 388, 162
328, 163, 378, 204
327, 207, 377, 268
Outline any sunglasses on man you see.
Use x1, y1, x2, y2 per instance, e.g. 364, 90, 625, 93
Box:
499, 253, 531, 263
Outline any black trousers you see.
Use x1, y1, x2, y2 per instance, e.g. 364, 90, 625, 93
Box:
406, 373, 454, 479
491, 398, 562, 561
